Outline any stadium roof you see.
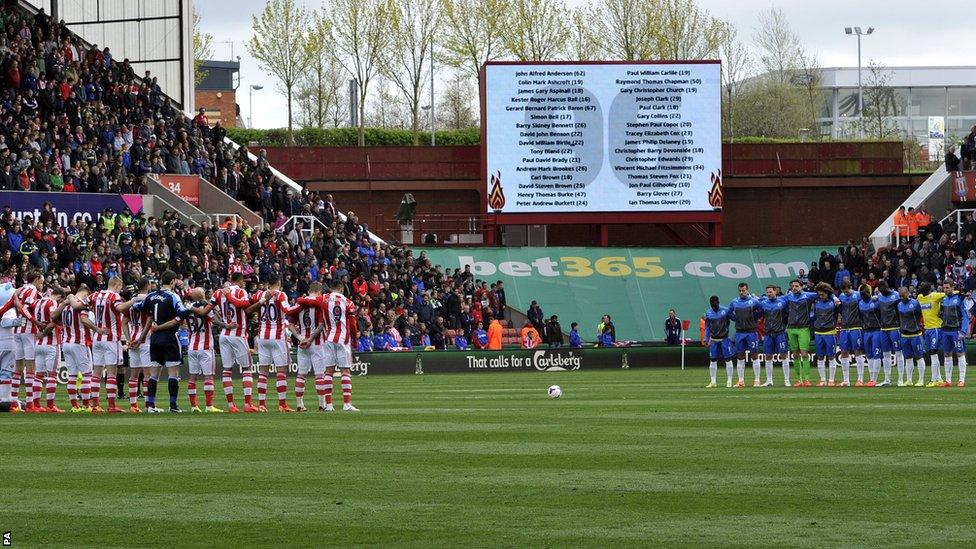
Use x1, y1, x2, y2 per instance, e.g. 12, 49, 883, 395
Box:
819, 66, 976, 88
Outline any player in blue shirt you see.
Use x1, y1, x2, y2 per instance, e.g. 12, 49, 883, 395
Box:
703, 295, 735, 387
727, 283, 762, 387
810, 283, 841, 386
875, 281, 904, 385
836, 282, 863, 387
896, 286, 925, 387
758, 285, 789, 387
568, 323, 582, 348
857, 285, 885, 386
472, 322, 489, 349
939, 280, 969, 387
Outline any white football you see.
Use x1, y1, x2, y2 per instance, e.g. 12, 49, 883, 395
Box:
547, 385, 562, 399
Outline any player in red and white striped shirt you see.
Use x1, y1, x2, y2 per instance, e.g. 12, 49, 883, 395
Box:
51, 284, 103, 412
33, 287, 64, 412
12, 271, 42, 412
185, 287, 235, 413
248, 275, 298, 412
297, 279, 359, 412
212, 273, 254, 413
86, 277, 142, 413
290, 281, 327, 412
124, 278, 153, 412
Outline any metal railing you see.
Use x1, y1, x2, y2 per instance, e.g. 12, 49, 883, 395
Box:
939, 208, 976, 241
376, 214, 489, 246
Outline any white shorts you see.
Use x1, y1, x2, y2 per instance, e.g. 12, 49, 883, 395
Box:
34, 344, 59, 373
62, 343, 93, 375
92, 340, 122, 367
322, 341, 351, 370
127, 344, 151, 368
219, 335, 252, 371
297, 344, 326, 375
257, 338, 289, 367
188, 349, 215, 376
14, 332, 35, 361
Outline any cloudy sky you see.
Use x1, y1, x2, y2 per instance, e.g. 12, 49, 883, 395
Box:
197, 0, 969, 129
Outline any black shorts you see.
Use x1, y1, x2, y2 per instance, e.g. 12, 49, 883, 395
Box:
149, 333, 182, 367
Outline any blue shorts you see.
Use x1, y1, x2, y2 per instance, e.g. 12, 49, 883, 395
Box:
940, 330, 961, 354
734, 332, 758, 354
838, 329, 863, 352
708, 338, 733, 360
762, 332, 788, 355
879, 329, 901, 353
900, 335, 924, 358
862, 330, 881, 359
814, 333, 836, 357
924, 328, 941, 353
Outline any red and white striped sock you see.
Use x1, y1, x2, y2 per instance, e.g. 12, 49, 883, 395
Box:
67, 378, 78, 408
314, 374, 327, 408
128, 378, 138, 405
11, 370, 20, 401
89, 374, 101, 408
323, 375, 333, 405
204, 378, 214, 407
295, 375, 306, 408
275, 372, 287, 406
242, 371, 253, 405
80, 372, 92, 407
24, 372, 34, 408
46, 372, 57, 407
187, 379, 198, 408
222, 368, 235, 404
32, 372, 43, 408
106, 376, 117, 409
257, 373, 268, 405
341, 374, 352, 405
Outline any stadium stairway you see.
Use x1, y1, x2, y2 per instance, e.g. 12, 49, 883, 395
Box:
869, 163, 949, 250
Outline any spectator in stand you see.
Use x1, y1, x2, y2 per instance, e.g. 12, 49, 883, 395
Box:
893, 206, 910, 241
520, 322, 541, 349
598, 325, 614, 347
598, 314, 616, 343
453, 331, 468, 350
527, 300, 544, 332
834, 262, 851, 288
487, 318, 503, 350
807, 262, 820, 287
545, 315, 563, 348
471, 321, 488, 349
569, 322, 582, 348
916, 205, 933, 242
665, 309, 681, 344
947, 147, 961, 171
494, 281, 507, 319
906, 207, 920, 239
821, 261, 837, 291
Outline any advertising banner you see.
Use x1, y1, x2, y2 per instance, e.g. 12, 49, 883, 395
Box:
483, 61, 722, 214
950, 171, 976, 202
158, 174, 201, 206
418, 246, 833, 341
0, 191, 143, 225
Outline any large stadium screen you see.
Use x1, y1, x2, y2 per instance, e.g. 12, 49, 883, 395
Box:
483, 61, 722, 214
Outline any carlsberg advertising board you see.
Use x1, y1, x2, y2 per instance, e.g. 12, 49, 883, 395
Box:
417, 246, 833, 341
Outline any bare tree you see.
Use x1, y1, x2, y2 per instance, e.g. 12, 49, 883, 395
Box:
439, 0, 510, 84
654, 0, 723, 60
192, 8, 214, 86
587, 0, 661, 61
247, 0, 313, 143
566, 7, 602, 61
503, 0, 571, 61
718, 21, 751, 141
366, 78, 411, 129
859, 61, 901, 139
329, 0, 395, 146
437, 70, 477, 129
296, 10, 347, 129
382, 0, 439, 144
753, 7, 801, 85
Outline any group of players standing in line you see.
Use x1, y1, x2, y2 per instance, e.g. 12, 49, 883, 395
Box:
702, 279, 969, 388
2, 269, 360, 414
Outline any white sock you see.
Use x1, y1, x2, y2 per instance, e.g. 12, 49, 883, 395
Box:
318, 394, 326, 408
871, 358, 880, 382
737, 359, 745, 382
752, 360, 761, 384
945, 356, 954, 384
764, 360, 774, 384
840, 356, 850, 384
817, 359, 826, 381
855, 355, 865, 383
709, 361, 718, 384
782, 360, 791, 385
906, 357, 915, 383
725, 361, 734, 384
882, 352, 892, 382
917, 358, 927, 384
930, 355, 942, 381
896, 353, 905, 383
828, 359, 836, 383
960, 354, 968, 383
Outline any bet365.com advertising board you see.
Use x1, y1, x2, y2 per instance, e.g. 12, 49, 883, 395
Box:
418, 246, 832, 341
483, 61, 722, 214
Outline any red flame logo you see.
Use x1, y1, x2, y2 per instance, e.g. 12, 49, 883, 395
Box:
708, 169, 723, 209
488, 171, 506, 211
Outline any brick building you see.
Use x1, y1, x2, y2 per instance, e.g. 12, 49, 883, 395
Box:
194, 60, 240, 128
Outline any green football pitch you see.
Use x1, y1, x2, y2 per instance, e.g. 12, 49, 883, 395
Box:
3, 368, 976, 547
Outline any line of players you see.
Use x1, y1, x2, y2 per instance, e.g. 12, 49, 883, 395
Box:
702, 279, 969, 388
3, 269, 360, 413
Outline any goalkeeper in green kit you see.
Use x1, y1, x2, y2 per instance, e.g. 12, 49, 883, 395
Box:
785, 279, 818, 386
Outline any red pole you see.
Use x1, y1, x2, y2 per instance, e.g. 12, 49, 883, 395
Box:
599, 224, 609, 247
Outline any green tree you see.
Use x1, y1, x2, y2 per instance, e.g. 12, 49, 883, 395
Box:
296, 9, 346, 129
438, 0, 510, 84
586, 0, 660, 61
859, 61, 901, 139
503, 0, 571, 61
192, 8, 213, 86
718, 21, 751, 141
246, 0, 314, 143
382, 0, 439, 144
654, 0, 723, 60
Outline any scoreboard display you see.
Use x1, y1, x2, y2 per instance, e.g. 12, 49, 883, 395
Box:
483, 61, 722, 214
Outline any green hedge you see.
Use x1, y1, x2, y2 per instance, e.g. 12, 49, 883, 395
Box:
225, 126, 480, 147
